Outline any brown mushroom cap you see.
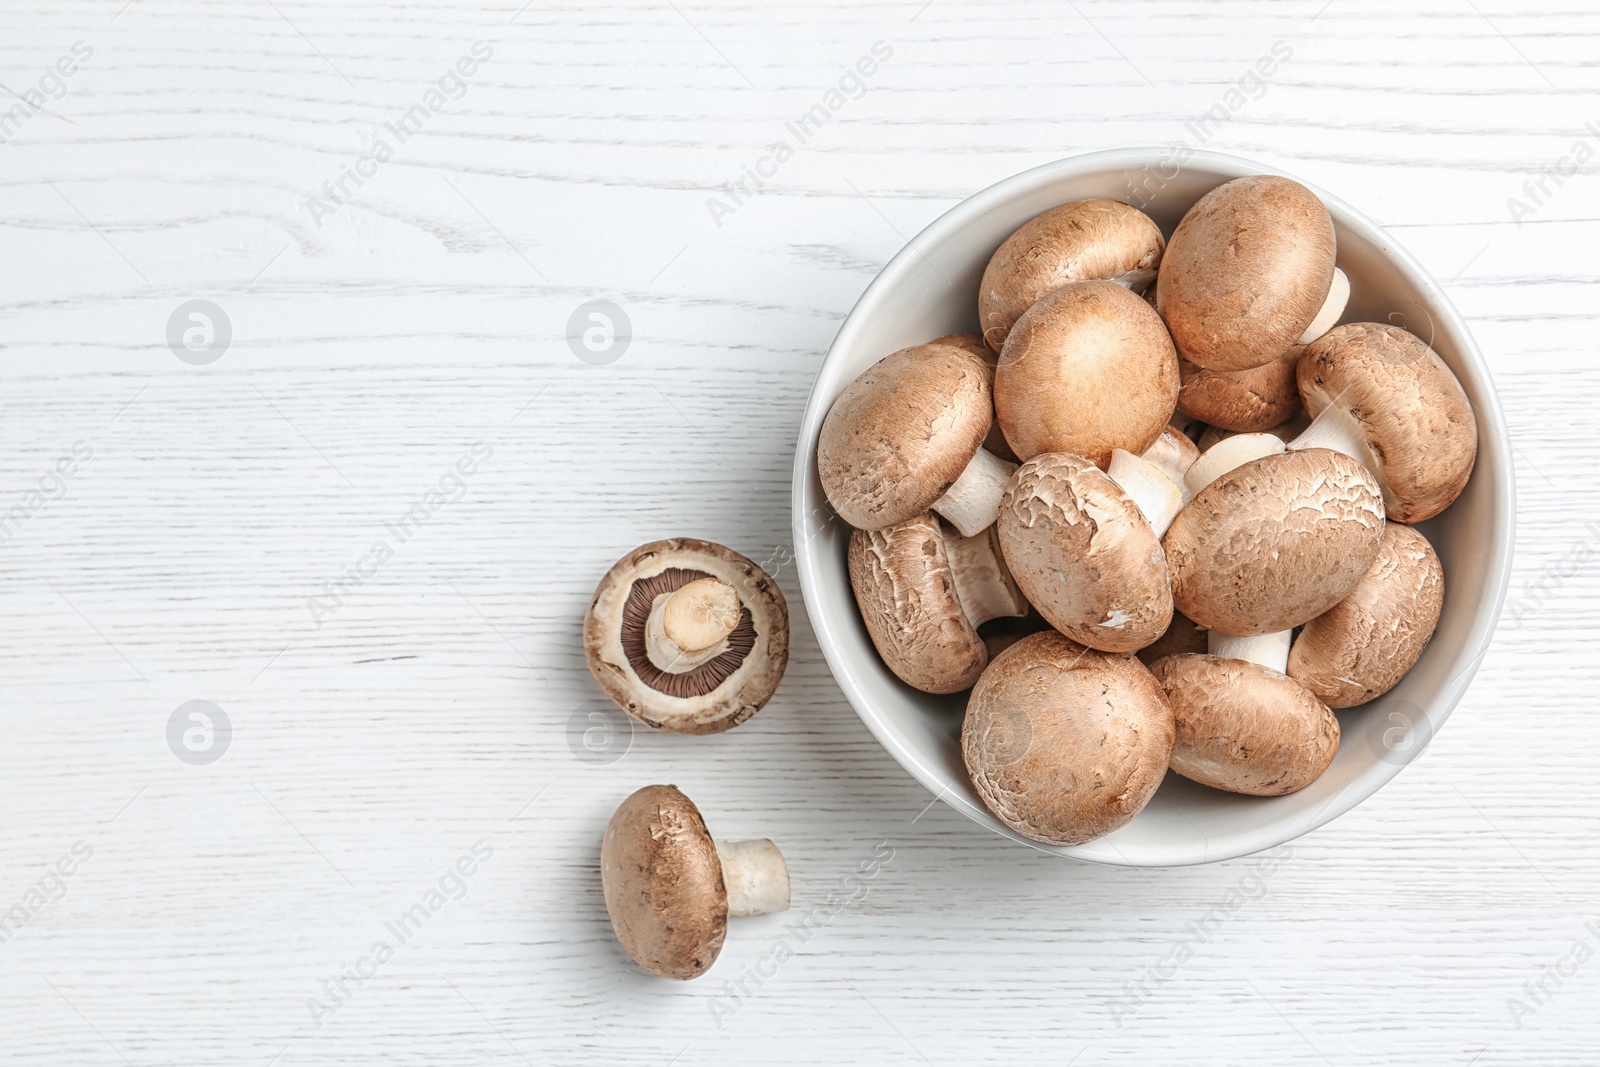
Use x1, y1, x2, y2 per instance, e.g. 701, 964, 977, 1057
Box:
997, 452, 1173, 653
1297, 322, 1478, 523
978, 199, 1165, 352
1288, 522, 1445, 707
930, 332, 1018, 462
848, 513, 988, 694
1149, 654, 1339, 796
1163, 448, 1385, 636
1177, 346, 1304, 433
962, 631, 1174, 845
1156, 175, 1336, 372
584, 539, 789, 733
601, 785, 727, 979
1136, 610, 1208, 667
994, 280, 1180, 464
818, 342, 993, 530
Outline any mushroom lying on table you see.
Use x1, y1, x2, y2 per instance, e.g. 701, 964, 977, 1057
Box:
585, 539, 788, 734
602, 785, 790, 980
848, 512, 1028, 693
1156, 174, 1343, 372
1288, 522, 1445, 707
819, 342, 1017, 536
963, 631, 1174, 845
1290, 322, 1478, 523
978, 198, 1165, 352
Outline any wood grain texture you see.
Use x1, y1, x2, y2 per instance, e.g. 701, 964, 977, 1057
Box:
1, 0, 1597, 1063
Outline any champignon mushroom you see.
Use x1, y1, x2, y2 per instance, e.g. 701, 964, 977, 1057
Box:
1163, 447, 1386, 636
1156, 175, 1338, 372
963, 631, 1174, 845
849, 512, 1028, 693
585, 539, 788, 733
994, 279, 1180, 465
996, 452, 1172, 653
1177, 346, 1304, 433
978, 199, 1165, 352
930, 331, 1018, 462
601, 784, 790, 980
1289, 322, 1478, 523
819, 342, 1017, 536
1148, 654, 1339, 796
1287, 522, 1445, 707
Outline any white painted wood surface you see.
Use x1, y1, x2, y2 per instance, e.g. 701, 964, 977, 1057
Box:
1, 1, 1596, 1063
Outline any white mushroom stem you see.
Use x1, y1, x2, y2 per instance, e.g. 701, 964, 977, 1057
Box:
1208, 629, 1291, 674
1112, 265, 1158, 293
1192, 438, 1295, 672
1297, 267, 1349, 345
1184, 432, 1286, 498
716, 838, 791, 917
1140, 429, 1199, 500
1105, 449, 1183, 537
940, 523, 1028, 627
645, 578, 739, 673
1287, 398, 1381, 474
933, 448, 1018, 538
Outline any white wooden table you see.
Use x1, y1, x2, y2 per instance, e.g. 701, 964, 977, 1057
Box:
1, 2, 1595, 1063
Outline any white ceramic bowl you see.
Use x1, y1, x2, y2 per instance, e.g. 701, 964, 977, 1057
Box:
792, 149, 1514, 866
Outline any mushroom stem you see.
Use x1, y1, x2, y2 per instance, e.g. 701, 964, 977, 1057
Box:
1208, 629, 1291, 674
1112, 264, 1158, 293
716, 838, 791, 917
940, 523, 1028, 627
932, 448, 1018, 537
1184, 432, 1285, 498
1297, 267, 1350, 345
1105, 449, 1183, 536
1288, 401, 1379, 473
645, 578, 739, 673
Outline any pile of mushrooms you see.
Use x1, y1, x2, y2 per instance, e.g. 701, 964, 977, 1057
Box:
822, 177, 1476, 845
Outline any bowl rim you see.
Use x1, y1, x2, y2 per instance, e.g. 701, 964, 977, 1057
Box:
791, 147, 1515, 866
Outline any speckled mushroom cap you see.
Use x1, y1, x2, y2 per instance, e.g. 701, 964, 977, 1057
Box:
1177, 346, 1304, 433
930, 332, 1017, 462
994, 280, 1180, 464
1163, 448, 1385, 636
1288, 522, 1445, 707
818, 343, 993, 529
1149, 654, 1340, 796
978, 199, 1165, 352
996, 452, 1172, 653
1156, 175, 1336, 372
601, 784, 727, 980
584, 539, 788, 734
1298, 322, 1478, 523
962, 630, 1175, 846
848, 513, 987, 694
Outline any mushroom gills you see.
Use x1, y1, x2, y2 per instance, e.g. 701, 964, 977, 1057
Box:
1208, 629, 1290, 674
1297, 267, 1350, 345
1106, 448, 1183, 536
716, 838, 791, 917
932, 447, 1018, 537
940, 522, 1029, 627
